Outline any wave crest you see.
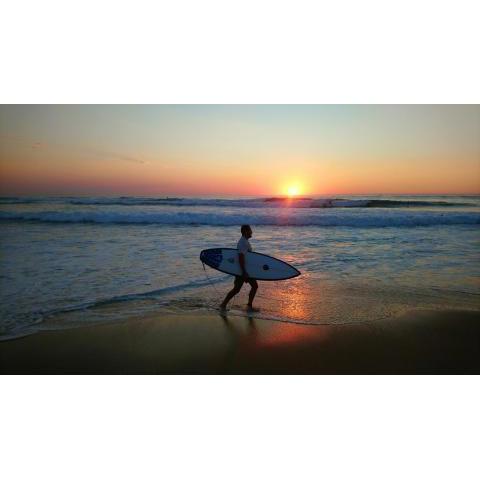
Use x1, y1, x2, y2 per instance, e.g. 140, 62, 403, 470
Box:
1, 196, 474, 208
1, 210, 479, 227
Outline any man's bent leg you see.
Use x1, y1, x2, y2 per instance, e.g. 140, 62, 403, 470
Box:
220, 276, 244, 309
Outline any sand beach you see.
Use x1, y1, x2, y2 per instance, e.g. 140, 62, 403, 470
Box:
1, 307, 479, 374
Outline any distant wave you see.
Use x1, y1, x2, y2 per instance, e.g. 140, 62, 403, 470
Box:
0, 196, 475, 208
1, 210, 479, 227
0, 197, 42, 204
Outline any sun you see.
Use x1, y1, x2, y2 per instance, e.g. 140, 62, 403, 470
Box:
286, 184, 301, 197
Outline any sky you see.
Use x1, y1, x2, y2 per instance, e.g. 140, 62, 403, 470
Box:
0, 105, 479, 196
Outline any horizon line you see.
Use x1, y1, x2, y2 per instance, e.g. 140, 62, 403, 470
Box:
1, 192, 479, 197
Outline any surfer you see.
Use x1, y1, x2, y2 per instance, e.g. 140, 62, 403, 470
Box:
220, 224, 259, 312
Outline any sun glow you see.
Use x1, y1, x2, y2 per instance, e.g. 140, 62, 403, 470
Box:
286, 184, 301, 197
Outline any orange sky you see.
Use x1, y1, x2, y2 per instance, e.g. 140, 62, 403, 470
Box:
1, 105, 479, 195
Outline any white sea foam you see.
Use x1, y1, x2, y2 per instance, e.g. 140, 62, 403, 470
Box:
1, 209, 479, 227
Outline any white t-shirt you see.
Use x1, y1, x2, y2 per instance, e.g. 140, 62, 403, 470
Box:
237, 236, 252, 255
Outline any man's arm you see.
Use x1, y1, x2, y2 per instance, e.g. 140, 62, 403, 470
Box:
239, 252, 248, 279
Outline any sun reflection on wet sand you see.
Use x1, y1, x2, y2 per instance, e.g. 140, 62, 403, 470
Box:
219, 311, 330, 352
255, 323, 331, 348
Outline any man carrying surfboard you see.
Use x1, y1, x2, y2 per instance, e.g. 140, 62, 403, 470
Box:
220, 225, 259, 312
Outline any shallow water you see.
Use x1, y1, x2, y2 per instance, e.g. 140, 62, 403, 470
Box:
1, 195, 479, 339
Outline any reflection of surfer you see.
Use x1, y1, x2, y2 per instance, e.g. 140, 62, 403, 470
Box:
220, 225, 259, 312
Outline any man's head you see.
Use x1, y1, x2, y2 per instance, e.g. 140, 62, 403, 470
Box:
241, 224, 252, 239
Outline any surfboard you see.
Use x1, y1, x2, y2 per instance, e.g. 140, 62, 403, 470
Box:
200, 248, 300, 281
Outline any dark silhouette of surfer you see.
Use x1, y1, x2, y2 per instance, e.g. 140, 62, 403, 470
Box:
220, 225, 259, 312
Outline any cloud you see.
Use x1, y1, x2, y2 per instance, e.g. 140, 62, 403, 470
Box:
89, 149, 146, 164
0, 134, 145, 164
0, 134, 46, 151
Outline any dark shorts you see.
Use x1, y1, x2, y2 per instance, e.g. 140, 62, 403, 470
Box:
234, 275, 258, 290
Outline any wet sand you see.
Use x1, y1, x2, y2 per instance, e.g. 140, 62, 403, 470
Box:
1, 308, 479, 374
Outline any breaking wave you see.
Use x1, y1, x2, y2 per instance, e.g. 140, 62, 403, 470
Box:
0, 196, 475, 208
1, 209, 479, 227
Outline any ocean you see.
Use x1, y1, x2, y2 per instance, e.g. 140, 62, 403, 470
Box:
1, 195, 479, 340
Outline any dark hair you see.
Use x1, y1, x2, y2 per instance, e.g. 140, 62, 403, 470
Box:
241, 224, 251, 235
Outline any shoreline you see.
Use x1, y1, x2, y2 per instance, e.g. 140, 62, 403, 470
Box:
1, 307, 479, 374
